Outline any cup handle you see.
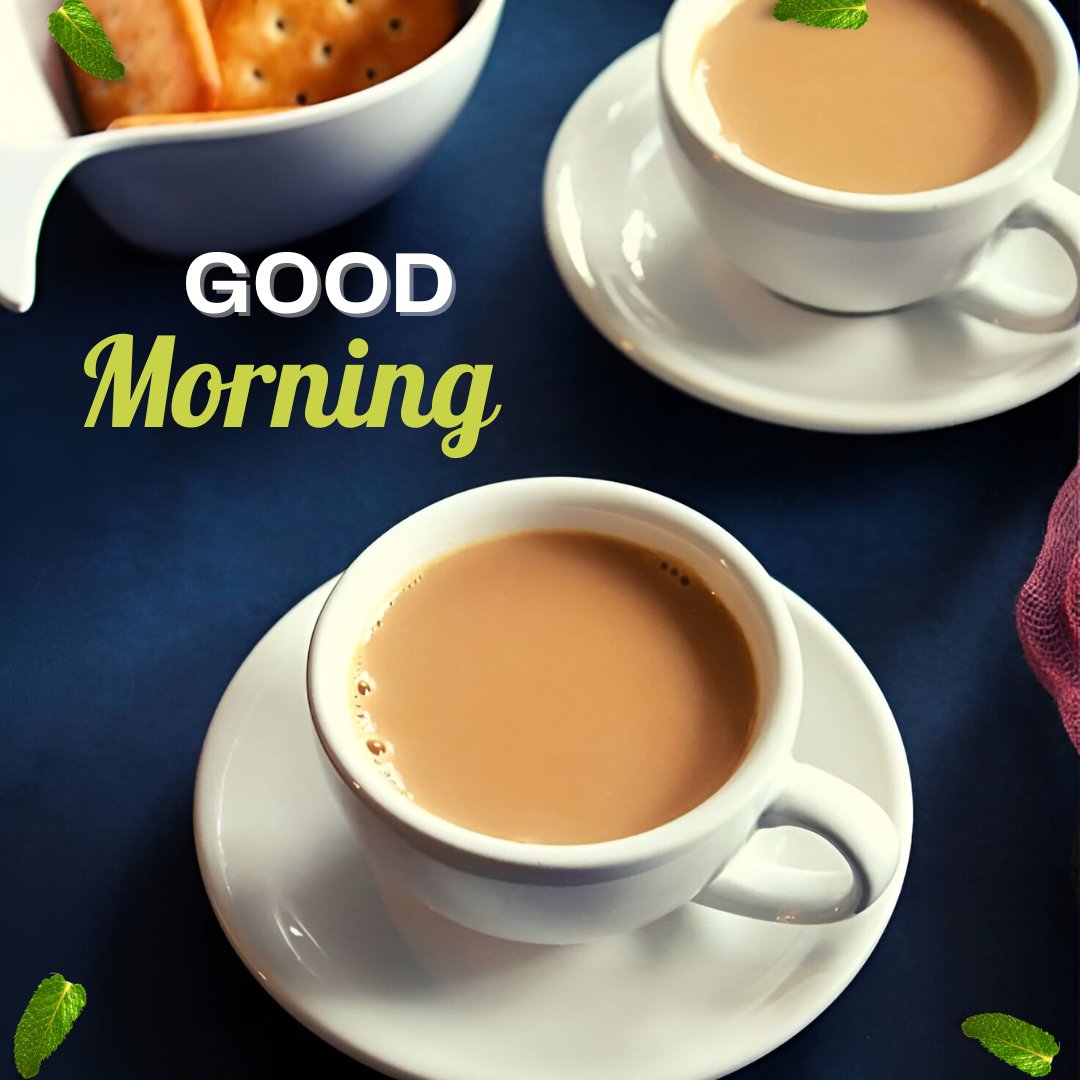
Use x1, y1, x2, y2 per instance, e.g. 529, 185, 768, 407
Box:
951, 181, 1080, 334
692, 761, 901, 924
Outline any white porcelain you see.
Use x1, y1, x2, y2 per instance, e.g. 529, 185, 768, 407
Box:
543, 36, 1080, 433
659, 0, 1079, 327
0, 0, 504, 312
307, 478, 900, 945
195, 576, 912, 1080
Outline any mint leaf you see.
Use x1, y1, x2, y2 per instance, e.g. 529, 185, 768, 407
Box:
773, 0, 868, 30
962, 1013, 1060, 1077
48, 1, 124, 81
13, 974, 87, 1079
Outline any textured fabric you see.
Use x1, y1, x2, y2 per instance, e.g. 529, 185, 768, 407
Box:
1016, 455, 1080, 752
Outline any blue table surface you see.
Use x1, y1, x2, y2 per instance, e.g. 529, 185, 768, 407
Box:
3, 2, 1078, 1078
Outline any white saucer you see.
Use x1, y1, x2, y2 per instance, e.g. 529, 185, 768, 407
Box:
543, 36, 1080, 433
194, 579, 912, 1080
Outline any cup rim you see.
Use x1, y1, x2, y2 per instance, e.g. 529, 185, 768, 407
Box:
307, 477, 803, 875
659, 0, 1079, 212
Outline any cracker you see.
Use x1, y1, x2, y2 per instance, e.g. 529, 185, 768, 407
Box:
107, 106, 295, 129
211, 0, 459, 110
71, 0, 221, 132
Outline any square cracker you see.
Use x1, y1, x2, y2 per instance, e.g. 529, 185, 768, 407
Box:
71, 0, 221, 132
211, 0, 459, 110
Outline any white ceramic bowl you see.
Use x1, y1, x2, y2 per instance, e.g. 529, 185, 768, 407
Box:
0, 0, 504, 311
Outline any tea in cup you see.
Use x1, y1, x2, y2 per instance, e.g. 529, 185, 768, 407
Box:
348, 527, 759, 845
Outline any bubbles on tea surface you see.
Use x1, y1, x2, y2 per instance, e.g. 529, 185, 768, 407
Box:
349, 639, 414, 799
384, 764, 408, 799
655, 558, 693, 586
380, 574, 423, 614
364, 737, 408, 793
351, 671, 378, 737
376, 760, 408, 794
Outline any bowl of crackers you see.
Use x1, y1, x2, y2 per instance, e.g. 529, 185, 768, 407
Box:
0, 0, 504, 311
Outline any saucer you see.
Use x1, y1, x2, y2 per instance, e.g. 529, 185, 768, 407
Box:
542, 36, 1080, 433
194, 578, 912, 1080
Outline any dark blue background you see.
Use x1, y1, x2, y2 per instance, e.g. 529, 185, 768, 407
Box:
2, 2, 1077, 1078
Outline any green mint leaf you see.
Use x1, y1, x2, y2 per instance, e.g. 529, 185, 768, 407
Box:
962, 1013, 1060, 1077
48, 0, 125, 81
13, 974, 87, 1079
772, 0, 868, 30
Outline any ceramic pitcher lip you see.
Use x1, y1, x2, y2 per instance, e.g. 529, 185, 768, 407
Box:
307, 477, 803, 877
658, 0, 1079, 212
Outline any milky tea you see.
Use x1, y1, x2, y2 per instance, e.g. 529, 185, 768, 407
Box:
349, 529, 759, 844
695, 0, 1040, 194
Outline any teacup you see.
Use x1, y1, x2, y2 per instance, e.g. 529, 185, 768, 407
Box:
307, 478, 900, 945
658, 0, 1080, 331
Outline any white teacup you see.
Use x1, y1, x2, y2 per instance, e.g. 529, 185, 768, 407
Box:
307, 478, 900, 945
658, 0, 1080, 330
